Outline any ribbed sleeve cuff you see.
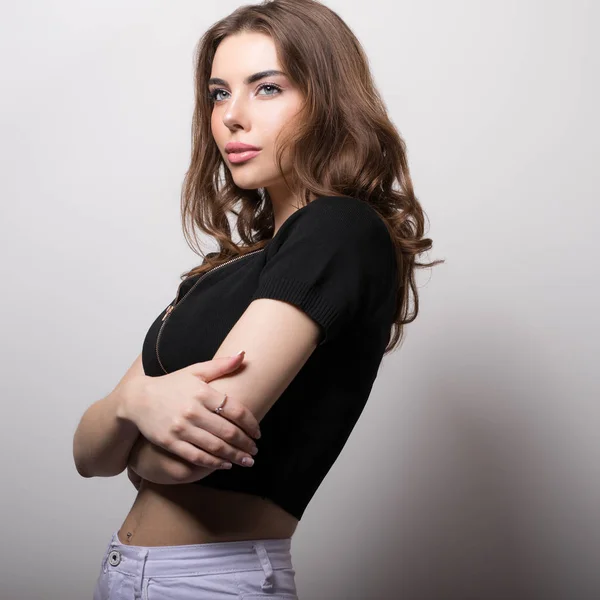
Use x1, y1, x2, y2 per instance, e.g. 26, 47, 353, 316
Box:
251, 276, 339, 345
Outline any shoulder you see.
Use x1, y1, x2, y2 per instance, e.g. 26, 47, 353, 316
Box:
272, 195, 393, 252
254, 195, 396, 345
287, 194, 385, 225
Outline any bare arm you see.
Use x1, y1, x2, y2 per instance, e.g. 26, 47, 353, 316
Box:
74, 352, 245, 483
76, 295, 319, 483
72, 354, 145, 478
124, 298, 321, 485
152, 297, 321, 484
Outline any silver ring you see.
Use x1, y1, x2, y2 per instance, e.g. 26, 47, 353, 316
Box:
214, 393, 228, 415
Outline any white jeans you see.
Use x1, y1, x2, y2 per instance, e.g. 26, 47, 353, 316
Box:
93, 529, 298, 599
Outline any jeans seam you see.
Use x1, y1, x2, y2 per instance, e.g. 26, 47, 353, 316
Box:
233, 569, 244, 600
142, 577, 152, 600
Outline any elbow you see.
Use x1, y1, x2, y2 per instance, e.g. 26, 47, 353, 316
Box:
72, 431, 92, 478
72, 443, 91, 478
72, 437, 96, 478
74, 458, 93, 479
72, 454, 125, 479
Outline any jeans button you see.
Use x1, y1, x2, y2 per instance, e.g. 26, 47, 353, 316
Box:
108, 550, 121, 566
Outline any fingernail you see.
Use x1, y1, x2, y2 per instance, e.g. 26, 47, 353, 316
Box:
220, 462, 233, 469
235, 350, 245, 357
255, 429, 261, 439
241, 457, 254, 467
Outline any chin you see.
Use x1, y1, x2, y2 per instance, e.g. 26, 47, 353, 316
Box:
231, 173, 273, 190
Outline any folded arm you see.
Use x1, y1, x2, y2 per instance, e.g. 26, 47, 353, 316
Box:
127, 295, 321, 484
126, 197, 392, 486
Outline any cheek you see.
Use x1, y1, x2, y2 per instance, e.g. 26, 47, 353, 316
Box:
260, 110, 299, 151
261, 100, 297, 132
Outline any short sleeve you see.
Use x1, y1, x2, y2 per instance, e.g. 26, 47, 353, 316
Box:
250, 195, 396, 346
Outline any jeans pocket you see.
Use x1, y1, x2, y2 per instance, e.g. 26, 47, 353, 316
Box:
92, 568, 115, 600
145, 572, 241, 599
234, 566, 298, 599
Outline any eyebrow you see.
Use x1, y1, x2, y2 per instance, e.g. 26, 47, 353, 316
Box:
208, 70, 286, 87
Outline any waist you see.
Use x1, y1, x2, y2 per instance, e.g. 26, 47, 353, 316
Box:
105, 528, 293, 578
118, 480, 298, 547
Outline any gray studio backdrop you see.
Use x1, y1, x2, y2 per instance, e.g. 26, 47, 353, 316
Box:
1, 1, 598, 599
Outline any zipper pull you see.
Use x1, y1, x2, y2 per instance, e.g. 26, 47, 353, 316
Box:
161, 305, 174, 321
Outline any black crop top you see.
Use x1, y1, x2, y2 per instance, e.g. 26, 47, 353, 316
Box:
141, 195, 397, 520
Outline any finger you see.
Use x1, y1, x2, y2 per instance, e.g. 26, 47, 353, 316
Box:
190, 379, 261, 441
188, 401, 260, 457
183, 427, 257, 468
208, 390, 262, 446
168, 439, 237, 470
185, 353, 245, 382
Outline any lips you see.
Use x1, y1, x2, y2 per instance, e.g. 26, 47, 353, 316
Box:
225, 142, 261, 153
227, 149, 261, 164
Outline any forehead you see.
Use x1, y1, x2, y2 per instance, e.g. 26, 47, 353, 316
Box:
210, 32, 281, 79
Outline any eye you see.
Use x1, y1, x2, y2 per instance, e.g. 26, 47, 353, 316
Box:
208, 88, 227, 103
256, 83, 282, 97
207, 82, 282, 103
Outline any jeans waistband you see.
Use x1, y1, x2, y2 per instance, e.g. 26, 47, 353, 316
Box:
103, 529, 293, 580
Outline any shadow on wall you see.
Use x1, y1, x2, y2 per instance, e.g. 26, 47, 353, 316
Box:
300, 305, 590, 600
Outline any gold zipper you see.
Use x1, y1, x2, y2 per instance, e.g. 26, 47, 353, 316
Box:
155, 248, 266, 374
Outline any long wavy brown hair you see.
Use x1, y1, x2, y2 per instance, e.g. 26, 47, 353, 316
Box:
179, 0, 443, 354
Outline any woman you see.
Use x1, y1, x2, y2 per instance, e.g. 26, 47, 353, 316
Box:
73, 0, 441, 598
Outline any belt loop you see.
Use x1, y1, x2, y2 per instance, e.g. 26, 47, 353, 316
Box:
252, 542, 274, 591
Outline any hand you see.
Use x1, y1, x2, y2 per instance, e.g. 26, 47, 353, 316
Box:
120, 352, 261, 469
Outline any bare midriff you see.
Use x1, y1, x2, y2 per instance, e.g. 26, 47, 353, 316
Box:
117, 480, 299, 547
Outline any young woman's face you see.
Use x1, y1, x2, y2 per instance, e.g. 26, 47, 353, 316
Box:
209, 32, 304, 191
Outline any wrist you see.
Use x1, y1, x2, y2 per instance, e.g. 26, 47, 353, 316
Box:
115, 375, 148, 424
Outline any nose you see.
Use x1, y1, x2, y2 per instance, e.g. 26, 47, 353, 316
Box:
222, 94, 250, 130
